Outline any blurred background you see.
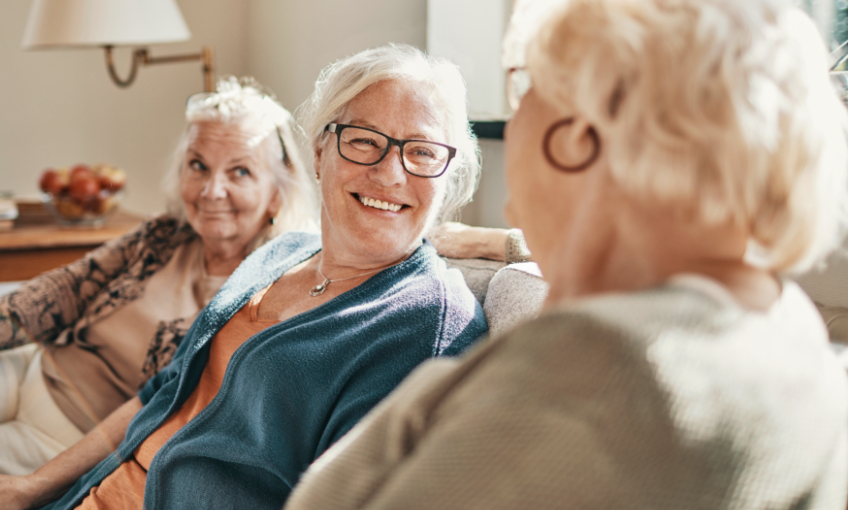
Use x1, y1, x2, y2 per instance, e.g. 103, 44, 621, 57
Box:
0, 0, 512, 228
0, 0, 845, 233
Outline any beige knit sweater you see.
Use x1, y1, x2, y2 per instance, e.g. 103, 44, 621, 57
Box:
285, 277, 848, 510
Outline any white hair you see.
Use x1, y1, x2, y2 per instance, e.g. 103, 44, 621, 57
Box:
509, 0, 848, 274
296, 44, 481, 227
163, 76, 318, 251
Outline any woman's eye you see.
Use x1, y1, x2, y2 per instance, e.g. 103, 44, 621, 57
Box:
189, 159, 206, 171
232, 167, 251, 177
413, 147, 435, 158
349, 137, 379, 148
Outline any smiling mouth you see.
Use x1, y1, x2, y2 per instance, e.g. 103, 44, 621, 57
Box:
354, 193, 407, 213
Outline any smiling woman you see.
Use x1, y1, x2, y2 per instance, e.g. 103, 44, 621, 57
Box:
178, 121, 285, 275
0, 77, 318, 479
0, 46, 489, 510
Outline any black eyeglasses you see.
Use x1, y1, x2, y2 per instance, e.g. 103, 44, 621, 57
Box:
325, 123, 456, 178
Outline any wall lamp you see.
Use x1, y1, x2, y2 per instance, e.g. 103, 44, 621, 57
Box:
21, 0, 215, 92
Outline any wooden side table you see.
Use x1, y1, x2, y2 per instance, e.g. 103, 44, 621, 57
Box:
0, 202, 144, 282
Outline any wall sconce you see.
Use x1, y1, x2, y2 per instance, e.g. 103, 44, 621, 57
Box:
21, 0, 215, 92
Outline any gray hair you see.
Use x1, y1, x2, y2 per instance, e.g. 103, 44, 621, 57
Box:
296, 44, 481, 227
512, 0, 848, 274
163, 76, 318, 251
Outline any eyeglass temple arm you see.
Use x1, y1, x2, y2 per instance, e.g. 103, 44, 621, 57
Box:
831, 40, 848, 71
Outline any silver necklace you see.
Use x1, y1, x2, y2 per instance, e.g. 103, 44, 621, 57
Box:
309, 264, 390, 297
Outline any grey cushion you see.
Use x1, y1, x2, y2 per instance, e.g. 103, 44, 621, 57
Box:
444, 258, 505, 305
483, 262, 548, 335
444, 258, 548, 336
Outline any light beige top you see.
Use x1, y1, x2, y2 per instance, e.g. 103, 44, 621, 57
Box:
285, 277, 848, 510
41, 239, 227, 432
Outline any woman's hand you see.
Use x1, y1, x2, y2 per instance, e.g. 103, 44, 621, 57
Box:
0, 473, 43, 510
430, 222, 530, 262
430, 222, 509, 261
0, 396, 144, 509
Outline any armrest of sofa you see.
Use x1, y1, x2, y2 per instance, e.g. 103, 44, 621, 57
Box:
443, 258, 548, 336
484, 262, 548, 336
443, 258, 505, 305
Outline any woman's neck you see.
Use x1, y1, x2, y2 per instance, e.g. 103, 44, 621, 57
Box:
202, 240, 248, 277
540, 203, 780, 312
316, 245, 416, 280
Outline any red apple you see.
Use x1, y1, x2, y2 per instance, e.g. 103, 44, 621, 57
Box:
39, 168, 70, 195
68, 175, 100, 204
70, 164, 93, 182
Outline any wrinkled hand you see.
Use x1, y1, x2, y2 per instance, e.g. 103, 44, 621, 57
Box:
0, 474, 41, 510
429, 222, 510, 261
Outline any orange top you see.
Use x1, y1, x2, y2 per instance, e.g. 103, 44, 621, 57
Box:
76, 286, 276, 509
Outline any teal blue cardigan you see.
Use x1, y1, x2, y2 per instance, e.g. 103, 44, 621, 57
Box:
42, 232, 487, 509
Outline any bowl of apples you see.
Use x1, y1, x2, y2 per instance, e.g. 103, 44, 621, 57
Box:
39, 164, 127, 227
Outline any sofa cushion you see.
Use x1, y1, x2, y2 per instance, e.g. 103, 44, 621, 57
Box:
443, 258, 504, 305
444, 258, 548, 336
483, 262, 548, 335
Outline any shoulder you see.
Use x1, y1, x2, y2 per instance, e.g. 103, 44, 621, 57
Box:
240, 230, 320, 269
384, 242, 488, 354
474, 283, 848, 498
133, 214, 196, 249
100, 214, 195, 262
388, 241, 478, 304
502, 282, 847, 403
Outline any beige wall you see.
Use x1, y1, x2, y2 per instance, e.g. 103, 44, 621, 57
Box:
243, 0, 508, 228
246, 0, 428, 113
0, 0, 509, 227
0, 0, 248, 216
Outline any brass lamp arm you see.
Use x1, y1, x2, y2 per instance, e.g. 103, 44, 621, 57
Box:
103, 45, 215, 92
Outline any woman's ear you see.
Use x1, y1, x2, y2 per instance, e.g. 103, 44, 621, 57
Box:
545, 116, 601, 172
268, 188, 284, 221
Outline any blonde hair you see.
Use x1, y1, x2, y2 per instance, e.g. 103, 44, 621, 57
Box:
297, 44, 481, 227
163, 77, 318, 251
515, 0, 848, 273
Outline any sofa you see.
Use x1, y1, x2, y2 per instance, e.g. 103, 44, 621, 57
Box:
444, 257, 547, 335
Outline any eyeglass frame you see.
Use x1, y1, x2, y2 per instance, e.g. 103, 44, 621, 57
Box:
506, 67, 531, 112
325, 123, 457, 178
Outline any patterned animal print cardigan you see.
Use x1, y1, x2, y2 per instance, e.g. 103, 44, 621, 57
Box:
0, 215, 197, 382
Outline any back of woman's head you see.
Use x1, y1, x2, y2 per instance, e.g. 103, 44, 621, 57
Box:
513, 0, 848, 273
297, 44, 481, 226
165, 76, 318, 247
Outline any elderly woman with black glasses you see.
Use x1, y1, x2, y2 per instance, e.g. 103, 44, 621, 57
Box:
0, 44, 488, 510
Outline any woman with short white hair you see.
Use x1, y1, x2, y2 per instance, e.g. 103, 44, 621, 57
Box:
283, 1, 848, 508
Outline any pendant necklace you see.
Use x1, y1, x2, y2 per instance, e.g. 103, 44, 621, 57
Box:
309, 262, 396, 297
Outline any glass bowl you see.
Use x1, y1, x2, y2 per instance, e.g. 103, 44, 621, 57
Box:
42, 189, 123, 228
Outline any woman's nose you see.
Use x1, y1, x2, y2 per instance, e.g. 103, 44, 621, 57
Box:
370, 147, 407, 187
202, 172, 228, 199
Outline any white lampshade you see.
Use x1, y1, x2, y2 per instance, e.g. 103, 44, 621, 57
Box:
21, 0, 191, 49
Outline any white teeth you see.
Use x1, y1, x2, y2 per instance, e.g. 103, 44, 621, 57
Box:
359, 195, 402, 212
